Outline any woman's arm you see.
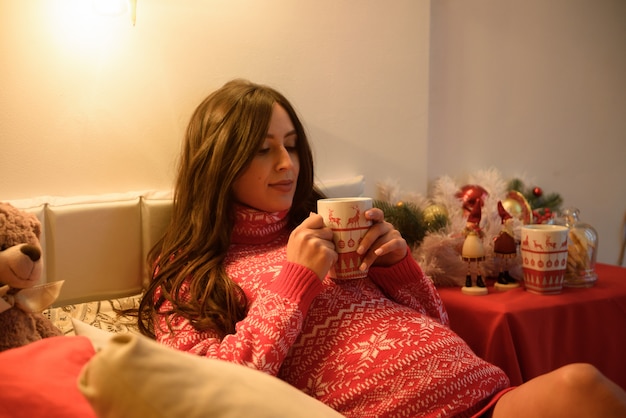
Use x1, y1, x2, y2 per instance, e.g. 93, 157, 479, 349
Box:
155, 262, 323, 376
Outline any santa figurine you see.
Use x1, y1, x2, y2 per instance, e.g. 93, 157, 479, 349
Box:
461, 203, 488, 296
493, 201, 520, 291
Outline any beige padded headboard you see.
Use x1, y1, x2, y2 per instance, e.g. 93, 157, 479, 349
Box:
8, 191, 173, 306
7, 176, 364, 307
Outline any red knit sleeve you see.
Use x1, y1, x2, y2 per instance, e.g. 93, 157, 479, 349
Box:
154, 262, 323, 376
367, 251, 449, 326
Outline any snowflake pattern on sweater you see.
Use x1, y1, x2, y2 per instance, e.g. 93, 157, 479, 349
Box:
154, 206, 510, 417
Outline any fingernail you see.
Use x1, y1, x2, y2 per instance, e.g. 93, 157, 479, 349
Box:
359, 262, 367, 271
357, 245, 365, 255
374, 248, 383, 256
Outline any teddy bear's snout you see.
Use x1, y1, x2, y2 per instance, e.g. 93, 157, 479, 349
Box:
20, 245, 41, 262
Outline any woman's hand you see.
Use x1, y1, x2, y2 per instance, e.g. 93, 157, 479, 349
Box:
287, 213, 338, 281
357, 208, 407, 271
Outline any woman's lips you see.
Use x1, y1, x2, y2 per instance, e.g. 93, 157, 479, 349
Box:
270, 180, 294, 193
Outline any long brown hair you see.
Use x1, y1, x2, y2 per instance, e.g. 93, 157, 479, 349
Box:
138, 79, 323, 338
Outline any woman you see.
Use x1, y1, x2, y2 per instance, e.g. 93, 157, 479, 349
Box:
138, 79, 626, 417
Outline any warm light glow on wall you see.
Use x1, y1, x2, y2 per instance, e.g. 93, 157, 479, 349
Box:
46, 0, 134, 50
92, 0, 128, 17
93, 0, 137, 25
49, 0, 112, 47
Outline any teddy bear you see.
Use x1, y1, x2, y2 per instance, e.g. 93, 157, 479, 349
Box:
0, 202, 64, 352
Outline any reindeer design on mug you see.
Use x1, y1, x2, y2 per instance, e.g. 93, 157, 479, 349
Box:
346, 206, 361, 228
545, 236, 557, 249
327, 209, 342, 227
525, 236, 567, 251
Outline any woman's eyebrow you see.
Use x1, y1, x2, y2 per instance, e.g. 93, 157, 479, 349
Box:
266, 129, 297, 139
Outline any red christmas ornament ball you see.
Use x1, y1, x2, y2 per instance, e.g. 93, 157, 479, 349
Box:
533, 187, 543, 197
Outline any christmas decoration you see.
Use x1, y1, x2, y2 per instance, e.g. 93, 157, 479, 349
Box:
455, 185, 488, 216
507, 179, 563, 224
375, 169, 564, 288
493, 201, 520, 291
422, 204, 449, 232
501, 191, 532, 224
414, 168, 521, 287
373, 200, 446, 248
461, 203, 488, 296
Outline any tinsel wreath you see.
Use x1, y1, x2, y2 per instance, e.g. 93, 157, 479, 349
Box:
377, 169, 525, 287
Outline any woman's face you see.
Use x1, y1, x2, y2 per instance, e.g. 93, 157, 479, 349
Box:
232, 104, 300, 213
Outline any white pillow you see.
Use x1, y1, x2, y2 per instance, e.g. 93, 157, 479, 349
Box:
70, 318, 117, 351
78, 333, 344, 418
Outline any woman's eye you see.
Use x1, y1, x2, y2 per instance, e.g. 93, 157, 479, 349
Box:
257, 148, 270, 155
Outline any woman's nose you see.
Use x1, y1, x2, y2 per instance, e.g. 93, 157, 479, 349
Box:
276, 147, 294, 170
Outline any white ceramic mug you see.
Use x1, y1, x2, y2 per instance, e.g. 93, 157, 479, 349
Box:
520, 224, 569, 294
317, 197, 373, 280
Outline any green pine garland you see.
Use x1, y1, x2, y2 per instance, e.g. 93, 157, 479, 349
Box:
373, 200, 447, 248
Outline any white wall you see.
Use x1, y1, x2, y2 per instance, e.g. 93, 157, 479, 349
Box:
2, 0, 624, 265
0, 0, 430, 199
429, 0, 626, 265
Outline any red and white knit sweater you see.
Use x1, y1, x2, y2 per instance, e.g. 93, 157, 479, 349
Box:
155, 206, 510, 417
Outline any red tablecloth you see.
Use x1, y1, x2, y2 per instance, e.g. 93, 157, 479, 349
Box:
437, 263, 626, 389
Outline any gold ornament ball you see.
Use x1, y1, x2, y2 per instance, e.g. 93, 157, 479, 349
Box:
424, 204, 448, 224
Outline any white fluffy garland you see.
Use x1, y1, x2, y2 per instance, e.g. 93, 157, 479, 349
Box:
377, 168, 525, 287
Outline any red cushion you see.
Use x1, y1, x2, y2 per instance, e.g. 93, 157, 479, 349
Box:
0, 336, 96, 418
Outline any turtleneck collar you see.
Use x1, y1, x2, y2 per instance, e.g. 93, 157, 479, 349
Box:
231, 203, 290, 245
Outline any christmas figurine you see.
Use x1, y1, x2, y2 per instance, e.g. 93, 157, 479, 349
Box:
493, 201, 520, 291
461, 203, 488, 296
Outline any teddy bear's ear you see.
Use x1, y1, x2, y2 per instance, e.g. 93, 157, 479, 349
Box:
29, 214, 42, 239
